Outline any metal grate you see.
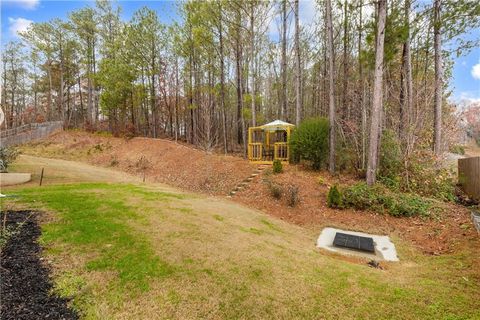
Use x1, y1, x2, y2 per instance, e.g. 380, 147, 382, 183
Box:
333, 232, 375, 253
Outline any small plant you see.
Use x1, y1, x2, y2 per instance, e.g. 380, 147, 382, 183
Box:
110, 156, 119, 167
327, 185, 343, 208
272, 159, 283, 174
0, 147, 19, 173
269, 183, 283, 200
449, 145, 465, 155
378, 130, 402, 186
317, 176, 326, 186
136, 155, 151, 182
287, 185, 299, 207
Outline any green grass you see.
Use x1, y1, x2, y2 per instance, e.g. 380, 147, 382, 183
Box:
19, 183, 179, 292
5, 182, 480, 319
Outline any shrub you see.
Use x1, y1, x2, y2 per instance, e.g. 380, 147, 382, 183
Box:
289, 117, 329, 170
378, 130, 402, 189
269, 183, 283, 200
287, 185, 299, 207
110, 156, 119, 167
403, 151, 456, 202
327, 185, 343, 208
342, 182, 433, 217
272, 159, 283, 174
0, 147, 19, 173
449, 145, 465, 155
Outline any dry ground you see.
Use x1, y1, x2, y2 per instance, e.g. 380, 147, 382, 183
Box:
19, 130, 254, 195
3, 154, 480, 319
17, 130, 480, 257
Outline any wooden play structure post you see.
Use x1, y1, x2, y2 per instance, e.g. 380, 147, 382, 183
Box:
247, 120, 294, 164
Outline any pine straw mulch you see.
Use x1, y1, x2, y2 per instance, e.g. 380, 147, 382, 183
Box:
25, 130, 480, 258
234, 164, 480, 257
29, 130, 255, 195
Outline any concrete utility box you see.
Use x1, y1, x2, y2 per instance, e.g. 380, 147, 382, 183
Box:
0, 173, 32, 186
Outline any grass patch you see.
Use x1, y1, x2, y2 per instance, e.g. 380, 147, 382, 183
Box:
240, 227, 265, 235
260, 219, 283, 233
17, 183, 178, 293
213, 214, 224, 221
5, 181, 479, 319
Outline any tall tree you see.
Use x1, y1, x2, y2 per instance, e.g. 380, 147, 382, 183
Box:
70, 7, 97, 126
294, 0, 301, 126
366, 0, 387, 185
433, 0, 442, 155
281, 0, 287, 120
399, 0, 413, 150
326, 0, 335, 173
250, 0, 257, 127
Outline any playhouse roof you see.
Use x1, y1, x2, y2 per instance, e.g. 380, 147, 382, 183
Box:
260, 120, 294, 130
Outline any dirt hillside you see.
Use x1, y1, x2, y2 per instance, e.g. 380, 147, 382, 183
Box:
20, 130, 480, 258
22, 130, 254, 195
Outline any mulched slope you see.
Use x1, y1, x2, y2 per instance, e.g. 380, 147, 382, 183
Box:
34, 131, 255, 195
1, 211, 78, 320
235, 165, 480, 257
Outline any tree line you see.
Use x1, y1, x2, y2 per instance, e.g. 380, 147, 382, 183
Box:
1, 0, 479, 184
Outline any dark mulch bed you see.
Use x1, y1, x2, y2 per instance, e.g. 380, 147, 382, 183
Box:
1, 210, 78, 320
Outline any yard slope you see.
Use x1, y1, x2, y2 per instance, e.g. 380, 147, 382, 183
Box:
20, 130, 254, 195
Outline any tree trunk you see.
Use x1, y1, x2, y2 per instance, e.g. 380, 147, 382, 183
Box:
175, 57, 179, 142
48, 62, 53, 122
366, 0, 387, 186
250, 2, 256, 127
59, 35, 65, 124
399, 0, 413, 149
294, 0, 301, 126
343, 0, 349, 120
326, 0, 336, 173
358, 0, 366, 170
87, 41, 93, 126
433, 0, 442, 155
281, 0, 287, 120
235, 10, 243, 146
219, 4, 228, 153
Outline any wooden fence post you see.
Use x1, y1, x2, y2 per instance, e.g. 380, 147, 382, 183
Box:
39, 168, 44, 186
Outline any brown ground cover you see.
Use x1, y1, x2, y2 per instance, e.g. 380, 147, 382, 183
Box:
25, 130, 254, 195
234, 164, 480, 257
21, 130, 480, 259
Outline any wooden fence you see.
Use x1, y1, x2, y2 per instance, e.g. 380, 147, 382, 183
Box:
458, 156, 480, 201
1, 121, 63, 147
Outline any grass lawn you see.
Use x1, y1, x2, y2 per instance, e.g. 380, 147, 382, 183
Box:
3, 181, 479, 319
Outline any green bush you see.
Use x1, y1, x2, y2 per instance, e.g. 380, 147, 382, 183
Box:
378, 130, 402, 189
403, 151, 456, 202
342, 182, 433, 217
269, 183, 283, 200
327, 185, 343, 208
272, 159, 283, 174
287, 185, 299, 207
0, 147, 19, 173
289, 117, 329, 170
449, 145, 465, 155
